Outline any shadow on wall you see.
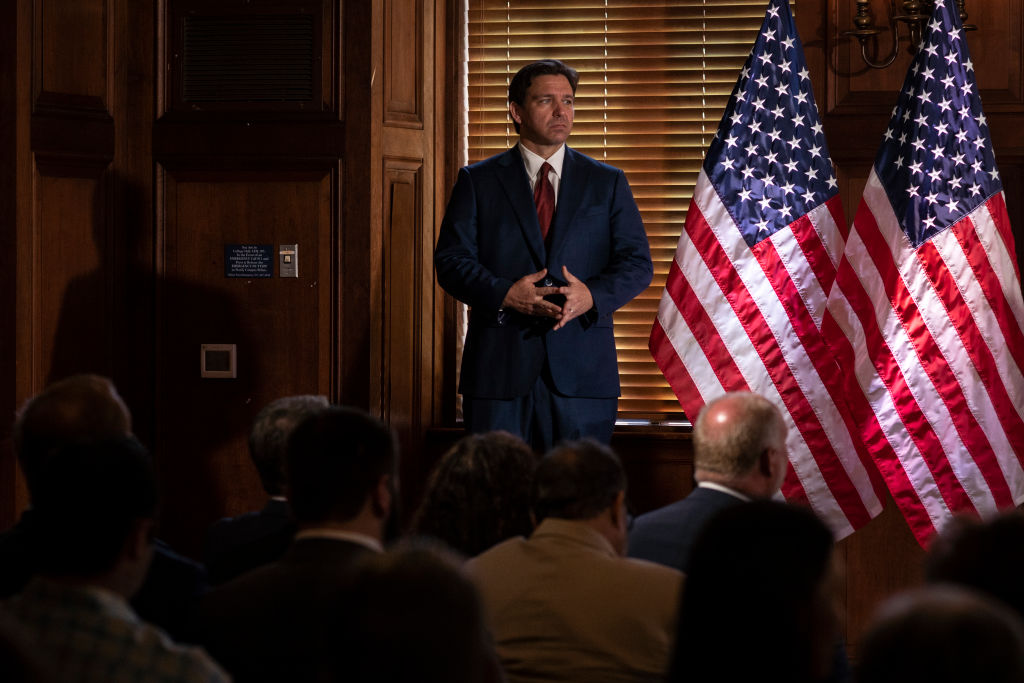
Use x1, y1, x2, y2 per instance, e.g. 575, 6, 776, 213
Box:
47, 172, 259, 558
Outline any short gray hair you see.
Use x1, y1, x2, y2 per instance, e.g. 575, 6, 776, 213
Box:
249, 395, 330, 495
693, 392, 786, 477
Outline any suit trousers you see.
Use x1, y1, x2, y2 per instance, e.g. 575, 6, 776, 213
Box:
463, 362, 617, 453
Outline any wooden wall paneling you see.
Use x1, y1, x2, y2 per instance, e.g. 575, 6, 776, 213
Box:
0, 3, 14, 529
385, 0, 424, 127
341, 0, 382, 412
0, 0, 123, 530
837, 499, 927, 659
1001, 161, 1024, 296
383, 158, 427, 502
827, 0, 1023, 113
110, 0, 157, 447
29, 0, 117, 389
34, 0, 111, 114
379, 0, 438, 517
435, 0, 457, 426
829, 0, 921, 112
611, 430, 695, 516
34, 168, 114, 387
0, 0, 31, 530
826, 0, 1024, 152
151, 0, 345, 556
155, 170, 335, 556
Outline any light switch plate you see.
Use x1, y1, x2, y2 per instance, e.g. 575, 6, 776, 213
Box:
201, 344, 237, 378
279, 244, 298, 278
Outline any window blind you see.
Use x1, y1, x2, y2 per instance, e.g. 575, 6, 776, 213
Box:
465, 0, 771, 422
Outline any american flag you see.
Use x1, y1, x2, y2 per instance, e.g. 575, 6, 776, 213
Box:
822, 0, 1024, 545
649, 0, 886, 537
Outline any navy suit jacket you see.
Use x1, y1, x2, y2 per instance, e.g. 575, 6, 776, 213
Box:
434, 145, 653, 399
204, 498, 295, 585
627, 486, 746, 573
198, 537, 372, 683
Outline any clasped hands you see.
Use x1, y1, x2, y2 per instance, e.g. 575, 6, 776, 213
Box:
501, 266, 593, 331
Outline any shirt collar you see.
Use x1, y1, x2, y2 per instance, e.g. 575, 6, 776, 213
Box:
697, 481, 752, 502
518, 142, 565, 180
294, 528, 384, 553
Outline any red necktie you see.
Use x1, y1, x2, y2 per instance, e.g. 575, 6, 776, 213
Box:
534, 162, 554, 240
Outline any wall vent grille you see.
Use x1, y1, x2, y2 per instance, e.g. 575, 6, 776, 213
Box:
182, 15, 315, 102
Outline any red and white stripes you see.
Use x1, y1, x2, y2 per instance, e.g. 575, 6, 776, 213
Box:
652, 170, 886, 538
822, 171, 1024, 544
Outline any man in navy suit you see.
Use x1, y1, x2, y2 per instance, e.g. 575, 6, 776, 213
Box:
204, 394, 329, 584
434, 59, 653, 452
627, 391, 789, 573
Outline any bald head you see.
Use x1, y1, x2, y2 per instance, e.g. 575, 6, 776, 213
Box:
13, 374, 132, 498
693, 392, 787, 497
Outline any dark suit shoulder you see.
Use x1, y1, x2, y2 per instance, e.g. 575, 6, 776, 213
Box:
564, 146, 626, 176
203, 537, 371, 603
198, 538, 375, 683
465, 146, 520, 173
204, 501, 295, 585
0, 514, 36, 598
628, 487, 746, 572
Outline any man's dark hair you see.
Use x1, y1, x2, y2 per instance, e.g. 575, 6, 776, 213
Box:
286, 406, 397, 524
926, 511, 1024, 622
248, 395, 330, 496
507, 59, 579, 133
331, 540, 497, 683
668, 501, 836, 683
531, 439, 625, 523
13, 374, 131, 498
856, 586, 1024, 683
32, 436, 158, 578
411, 431, 538, 556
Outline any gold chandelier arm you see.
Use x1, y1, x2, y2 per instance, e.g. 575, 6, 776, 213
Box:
844, 21, 903, 70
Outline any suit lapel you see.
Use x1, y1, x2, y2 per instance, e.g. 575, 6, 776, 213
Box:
495, 147, 547, 266
547, 146, 590, 264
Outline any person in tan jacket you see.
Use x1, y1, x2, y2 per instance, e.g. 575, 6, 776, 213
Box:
467, 439, 683, 683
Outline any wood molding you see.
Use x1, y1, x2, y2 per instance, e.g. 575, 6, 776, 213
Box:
153, 121, 345, 173
384, 0, 425, 128
382, 156, 425, 433
33, 0, 112, 116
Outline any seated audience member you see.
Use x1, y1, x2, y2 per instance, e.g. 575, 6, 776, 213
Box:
411, 431, 537, 557
0, 617, 53, 683
199, 405, 398, 683
330, 541, 503, 683
468, 439, 683, 683
667, 501, 841, 683
2, 438, 228, 683
926, 511, 1024, 621
0, 374, 207, 642
205, 394, 329, 584
855, 585, 1024, 683
628, 390, 789, 572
